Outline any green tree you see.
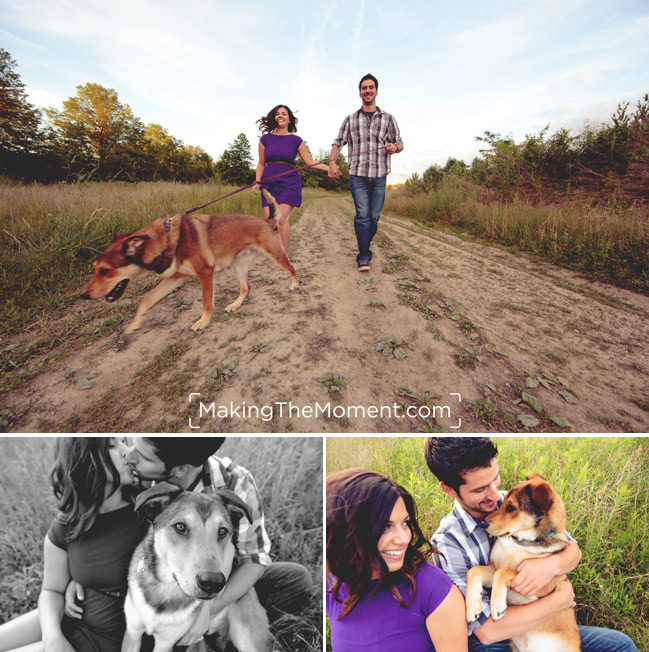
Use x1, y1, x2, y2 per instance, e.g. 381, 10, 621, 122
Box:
0, 48, 43, 179
181, 144, 216, 182
142, 123, 184, 180
46, 83, 144, 180
215, 133, 254, 185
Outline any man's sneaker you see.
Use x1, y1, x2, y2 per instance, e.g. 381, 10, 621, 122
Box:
358, 262, 371, 272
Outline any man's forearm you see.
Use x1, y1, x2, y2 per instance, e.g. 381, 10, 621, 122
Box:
473, 586, 571, 645
553, 541, 581, 575
217, 563, 265, 608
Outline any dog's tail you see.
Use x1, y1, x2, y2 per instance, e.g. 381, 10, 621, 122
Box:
261, 189, 280, 225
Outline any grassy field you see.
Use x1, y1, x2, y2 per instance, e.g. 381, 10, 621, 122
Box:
326, 436, 649, 650
385, 181, 649, 294
0, 436, 322, 652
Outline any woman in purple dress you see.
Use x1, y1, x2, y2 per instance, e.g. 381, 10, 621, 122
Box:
253, 104, 328, 253
326, 469, 467, 652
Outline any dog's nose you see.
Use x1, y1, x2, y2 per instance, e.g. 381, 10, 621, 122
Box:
196, 572, 226, 595
81, 293, 90, 300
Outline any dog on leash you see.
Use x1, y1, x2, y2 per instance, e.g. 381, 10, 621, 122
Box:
120, 483, 273, 652
465, 474, 580, 652
81, 189, 298, 334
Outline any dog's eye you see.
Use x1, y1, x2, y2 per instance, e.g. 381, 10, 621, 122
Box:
218, 527, 229, 537
173, 522, 188, 534
506, 504, 516, 513
99, 268, 109, 276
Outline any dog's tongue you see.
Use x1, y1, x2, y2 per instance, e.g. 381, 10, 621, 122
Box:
106, 279, 129, 302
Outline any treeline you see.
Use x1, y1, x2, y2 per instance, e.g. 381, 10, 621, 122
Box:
407, 93, 649, 207
1, 48, 218, 183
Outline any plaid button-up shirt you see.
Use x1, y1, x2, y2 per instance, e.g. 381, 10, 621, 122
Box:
195, 455, 272, 567
333, 107, 402, 177
432, 494, 504, 634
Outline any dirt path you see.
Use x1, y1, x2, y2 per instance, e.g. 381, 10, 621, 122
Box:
4, 196, 649, 432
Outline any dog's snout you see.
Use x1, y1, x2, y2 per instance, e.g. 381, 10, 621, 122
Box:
196, 571, 226, 595
81, 293, 90, 300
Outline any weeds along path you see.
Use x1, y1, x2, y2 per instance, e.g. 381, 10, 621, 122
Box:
3, 196, 649, 432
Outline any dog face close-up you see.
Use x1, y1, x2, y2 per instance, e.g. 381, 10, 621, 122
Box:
81, 235, 146, 301
135, 485, 253, 600
153, 494, 237, 599
486, 473, 567, 541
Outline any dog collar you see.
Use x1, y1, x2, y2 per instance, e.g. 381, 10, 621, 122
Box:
144, 217, 174, 274
512, 532, 559, 546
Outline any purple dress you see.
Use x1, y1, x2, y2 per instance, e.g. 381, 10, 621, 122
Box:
327, 563, 453, 652
260, 133, 303, 207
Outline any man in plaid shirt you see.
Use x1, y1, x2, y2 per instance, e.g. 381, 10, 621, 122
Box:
125, 438, 313, 624
425, 437, 637, 652
329, 73, 403, 272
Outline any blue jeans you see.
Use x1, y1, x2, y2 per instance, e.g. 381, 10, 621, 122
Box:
349, 174, 387, 265
468, 625, 638, 652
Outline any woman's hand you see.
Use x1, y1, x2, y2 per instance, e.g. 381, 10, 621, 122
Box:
251, 183, 260, 195
64, 580, 84, 620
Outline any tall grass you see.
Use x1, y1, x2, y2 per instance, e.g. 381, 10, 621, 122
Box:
385, 180, 649, 294
326, 436, 649, 651
0, 181, 264, 333
0, 436, 322, 652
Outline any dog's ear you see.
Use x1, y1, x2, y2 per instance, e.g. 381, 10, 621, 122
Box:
123, 235, 151, 258
527, 482, 553, 512
135, 481, 185, 521
525, 473, 547, 482
216, 489, 253, 525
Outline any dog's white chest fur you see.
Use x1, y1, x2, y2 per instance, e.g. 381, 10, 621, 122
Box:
124, 576, 201, 640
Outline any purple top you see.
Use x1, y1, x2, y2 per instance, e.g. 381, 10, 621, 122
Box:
327, 563, 453, 652
260, 133, 303, 165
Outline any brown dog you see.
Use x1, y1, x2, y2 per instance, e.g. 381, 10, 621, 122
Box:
81, 189, 298, 334
465, 474, 580, 652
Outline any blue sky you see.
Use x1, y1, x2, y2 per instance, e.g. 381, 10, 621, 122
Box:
2, 0, 648, 183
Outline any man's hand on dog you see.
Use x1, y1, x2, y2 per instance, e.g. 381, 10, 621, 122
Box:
552, 578, 576, 611
511, 556, 560, 596
63, 580, 84, 619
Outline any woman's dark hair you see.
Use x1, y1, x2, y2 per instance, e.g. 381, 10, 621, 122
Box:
326, 468, 435, 618
424, 437, 498, 492
257, 104, 298, 134
51, 437, 122, 542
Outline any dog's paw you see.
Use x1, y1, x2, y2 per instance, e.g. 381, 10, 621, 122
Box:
224, 302, 240, 313
123, 324, 140, 336
467, 608, 482, 623
191, 318, 210, 330
491, 596, 508, 621
289, 281, 299, 291
466, 597, 481, 623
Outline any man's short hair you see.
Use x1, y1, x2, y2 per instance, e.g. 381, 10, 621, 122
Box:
144, 437, 225, 470
424, 437, 498, 492
359, 73, 379, 91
